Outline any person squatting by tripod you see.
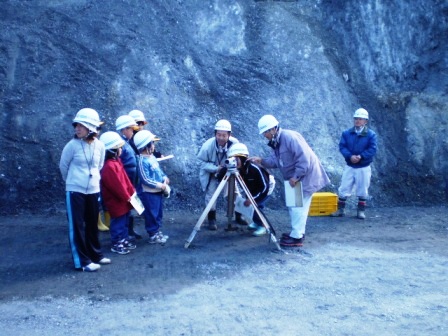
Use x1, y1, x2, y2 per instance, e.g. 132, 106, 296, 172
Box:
222, 143, 275, 237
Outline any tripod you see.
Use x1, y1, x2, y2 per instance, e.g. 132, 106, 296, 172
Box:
184, 169, 282, 251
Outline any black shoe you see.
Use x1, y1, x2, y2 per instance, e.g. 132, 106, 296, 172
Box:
208, 220, 217, 231
235, 217, 249, 225
280, 235, 305, 247
235, 212, 249, 225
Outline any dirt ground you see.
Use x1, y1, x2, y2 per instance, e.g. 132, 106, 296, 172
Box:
0, 205, 447, 335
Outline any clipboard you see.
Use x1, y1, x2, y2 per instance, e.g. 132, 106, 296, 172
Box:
284, 181, 303, 207
129, 193, 145, 215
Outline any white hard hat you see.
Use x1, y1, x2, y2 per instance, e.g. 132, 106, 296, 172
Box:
100, 131, 125, 150
258, 115, 279, 134
133, 130, 156, 150
115, 115, 138, 131
353, 108, 369, 120
128, 109, 148, 124
227, 143, 249, 158
73, 108, 103, 132
214, 119, 232, 132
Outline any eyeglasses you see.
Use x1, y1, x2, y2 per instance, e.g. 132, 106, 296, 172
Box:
137, 121, 145, 126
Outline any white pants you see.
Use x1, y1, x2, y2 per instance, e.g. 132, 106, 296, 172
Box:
288, 193, 313, 239
338, 166, 371, 198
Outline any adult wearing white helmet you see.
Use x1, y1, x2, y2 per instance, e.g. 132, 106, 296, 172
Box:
59, 108, 110, 272
99, 131, 137, 254
331, 108, 377, 219
135, 130, 171, 244
251, 115, 330, 247
115, 115, 142, 240
227, 143, 273, 236
197, 119, 243, 230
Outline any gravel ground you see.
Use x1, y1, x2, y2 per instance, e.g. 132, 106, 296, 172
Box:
0, 206, 447, 335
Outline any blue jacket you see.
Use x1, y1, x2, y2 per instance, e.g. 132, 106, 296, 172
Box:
339, 126, 377, 168
119, 136, 137, 185
137, 154, 167, 194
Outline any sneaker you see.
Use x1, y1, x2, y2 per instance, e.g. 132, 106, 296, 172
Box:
98, 257, 111, 265
111, 243, 130, 255
357, 210, 366, 219
253, 226, 267, 236
248, 222, 258, 230
157, 231, 169, 240
149, 233, 167, 244
82, 262, 101, 272
122, 240, 137, 250
280, 236, 304, 247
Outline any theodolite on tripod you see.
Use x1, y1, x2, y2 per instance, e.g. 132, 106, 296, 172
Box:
184, 157, 282, 251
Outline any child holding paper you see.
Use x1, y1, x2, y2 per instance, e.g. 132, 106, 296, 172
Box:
99, 131, 138, 255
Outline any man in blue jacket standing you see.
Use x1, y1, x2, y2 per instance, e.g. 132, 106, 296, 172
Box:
331, 108, 378, 219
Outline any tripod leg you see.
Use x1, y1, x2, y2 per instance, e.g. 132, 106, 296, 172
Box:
184, 175, 229, 248
225, 174, 238, 231
235, 174, 283, 252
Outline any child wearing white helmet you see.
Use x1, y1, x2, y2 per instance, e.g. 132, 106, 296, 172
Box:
134, 130, 171, 244
227, 143, 274, 236
99, 131, 138, 255
115, 115, 143, 240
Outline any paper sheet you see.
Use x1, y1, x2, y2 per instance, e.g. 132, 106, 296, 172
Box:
234, 195, 254, 221
129, 193, 145, 215
284, 181, 303, 207
156, 154, 174, 162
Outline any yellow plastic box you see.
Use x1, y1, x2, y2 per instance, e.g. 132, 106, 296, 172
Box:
308, 192, 338, 216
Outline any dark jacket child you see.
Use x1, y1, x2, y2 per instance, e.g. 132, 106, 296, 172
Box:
133, 130, 171, 245
226, 142, 273, 237
99, 131, 137, 255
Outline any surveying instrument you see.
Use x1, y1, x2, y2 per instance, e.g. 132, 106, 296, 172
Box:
184, 156, 282, 251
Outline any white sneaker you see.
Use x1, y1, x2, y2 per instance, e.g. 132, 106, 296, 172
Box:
149, 233, 167, 244
253, 226, 267, 236
248, 222, 258, 230
82, 263, 101, 272
157, 231, 169, 240
98, 257, 111, 265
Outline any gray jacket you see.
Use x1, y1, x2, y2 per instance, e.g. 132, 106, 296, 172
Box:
197, 136, 238, 191
261, 128, 330, 197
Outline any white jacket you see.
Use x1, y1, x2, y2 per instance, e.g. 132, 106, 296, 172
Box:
59, 138, 105, 194
197, 136, 238, 191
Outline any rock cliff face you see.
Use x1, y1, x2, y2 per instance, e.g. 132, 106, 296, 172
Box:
0, 0, 447, 214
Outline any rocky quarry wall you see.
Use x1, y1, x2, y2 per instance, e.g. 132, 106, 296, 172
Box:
0, 0, 447, 215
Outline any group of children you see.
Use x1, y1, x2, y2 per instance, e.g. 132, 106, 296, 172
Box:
99, 110, 170, 256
